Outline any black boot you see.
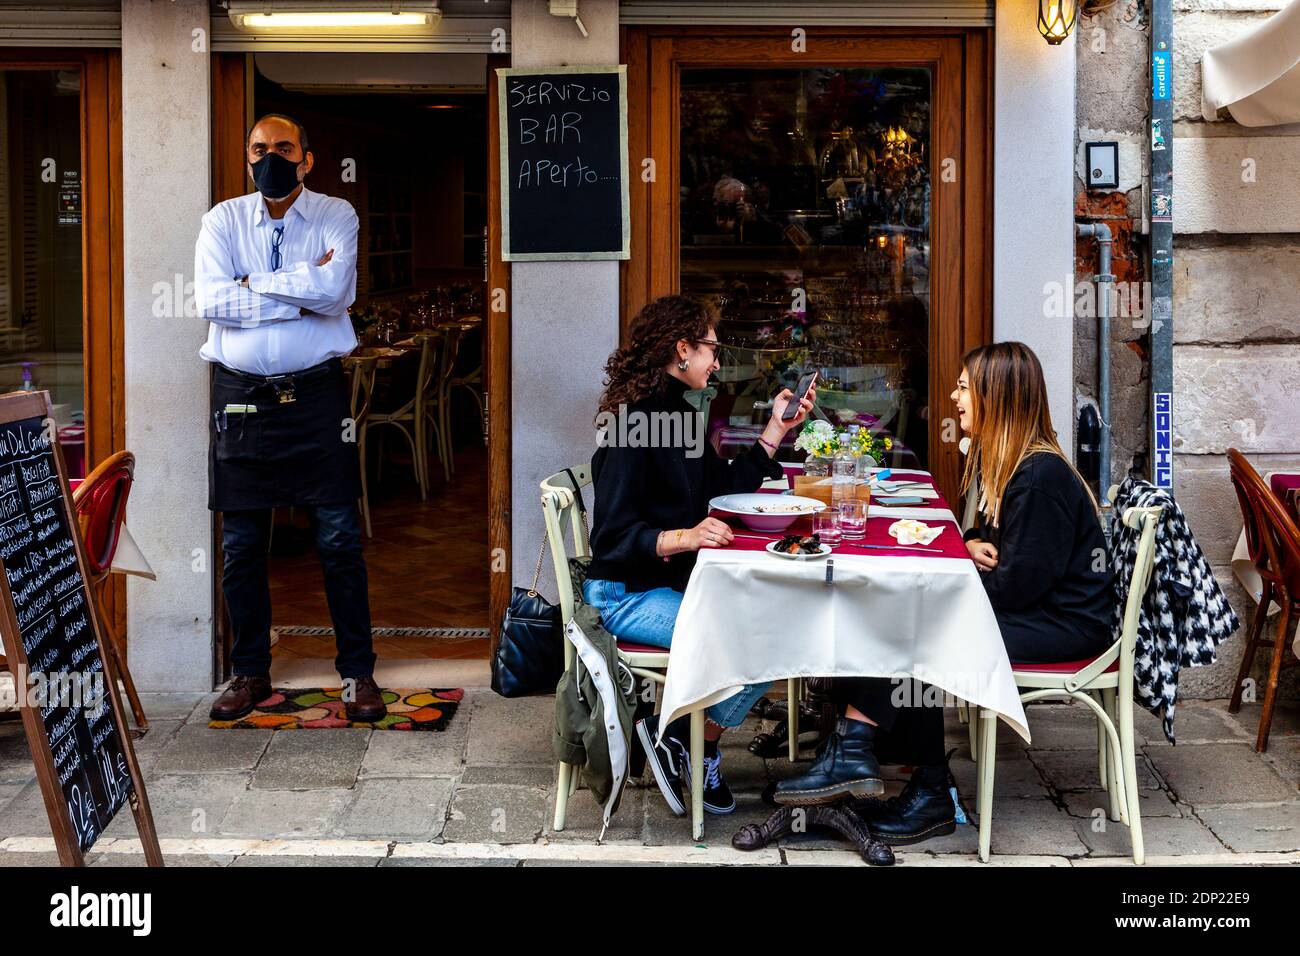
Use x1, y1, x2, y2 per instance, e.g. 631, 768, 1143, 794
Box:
857, 763, 957, 846
773, 718, 884, 805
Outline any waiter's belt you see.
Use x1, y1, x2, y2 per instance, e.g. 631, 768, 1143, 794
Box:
216, 357, 339, 401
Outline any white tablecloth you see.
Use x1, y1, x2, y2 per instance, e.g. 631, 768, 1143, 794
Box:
658, 546, 1031, 743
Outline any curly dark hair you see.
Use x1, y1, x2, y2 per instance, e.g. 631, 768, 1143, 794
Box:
596, 295, 715, 420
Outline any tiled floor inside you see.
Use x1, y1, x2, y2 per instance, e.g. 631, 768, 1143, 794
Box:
266, 441, 490, 633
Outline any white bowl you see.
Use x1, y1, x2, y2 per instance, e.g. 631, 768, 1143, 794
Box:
709, 493, 826, 532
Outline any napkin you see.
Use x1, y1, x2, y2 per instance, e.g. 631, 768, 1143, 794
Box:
889, 518, 944, 545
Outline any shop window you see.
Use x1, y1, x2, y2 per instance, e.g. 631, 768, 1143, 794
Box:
0, 69, 86, 476
680, 67, 931, 469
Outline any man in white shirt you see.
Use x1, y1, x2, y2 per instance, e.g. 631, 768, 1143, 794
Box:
196, 114, 385, 724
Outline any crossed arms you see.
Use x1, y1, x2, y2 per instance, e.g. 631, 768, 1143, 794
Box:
194, 202, 359, 328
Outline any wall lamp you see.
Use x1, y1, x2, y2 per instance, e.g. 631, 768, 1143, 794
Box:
1038, 0, 1079, 44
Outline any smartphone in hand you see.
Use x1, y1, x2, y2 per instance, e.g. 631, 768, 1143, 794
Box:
782, 371, 819, 421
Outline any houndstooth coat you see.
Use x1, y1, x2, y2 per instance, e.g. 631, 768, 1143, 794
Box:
1109, 477, 1239, 743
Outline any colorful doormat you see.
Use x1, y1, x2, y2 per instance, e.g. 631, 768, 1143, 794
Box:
209, 687, 463, 731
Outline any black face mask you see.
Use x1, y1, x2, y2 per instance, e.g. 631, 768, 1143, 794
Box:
250, 152, 303, 200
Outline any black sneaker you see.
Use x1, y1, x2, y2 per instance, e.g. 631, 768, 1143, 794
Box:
700, 750, 736, 815
636, 715, 687, 817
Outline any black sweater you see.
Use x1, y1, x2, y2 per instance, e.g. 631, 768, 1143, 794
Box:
587, 376, 785, 592
964, 452, 1114, 643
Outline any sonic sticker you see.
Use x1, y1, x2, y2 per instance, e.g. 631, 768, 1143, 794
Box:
1153, 392, 1173, 488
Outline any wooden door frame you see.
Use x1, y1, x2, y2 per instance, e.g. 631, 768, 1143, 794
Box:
620, 25, 992, 502
486, 54, 511, 650
209, 52, 252, 682
0, 48, 126, 644
208, 54, 513, 668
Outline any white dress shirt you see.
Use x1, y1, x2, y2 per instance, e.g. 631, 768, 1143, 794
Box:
194, 186, 359, 375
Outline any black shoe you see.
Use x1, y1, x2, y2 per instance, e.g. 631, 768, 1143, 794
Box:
637, 715, 688, 817
857, 764, 957, 846
700, 750, 736, 815
773, 718, 884, 805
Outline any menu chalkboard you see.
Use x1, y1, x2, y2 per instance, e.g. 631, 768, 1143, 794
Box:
497, 65, 630, 261
0, 391, 159, 866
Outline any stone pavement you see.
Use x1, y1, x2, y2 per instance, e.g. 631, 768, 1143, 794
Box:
0, 691, 1297, 867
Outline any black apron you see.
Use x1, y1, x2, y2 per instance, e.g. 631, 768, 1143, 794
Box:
208, 358, 362, 512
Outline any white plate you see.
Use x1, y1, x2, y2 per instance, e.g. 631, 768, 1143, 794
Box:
765, 540, 833, 560
710, 492, 826, 532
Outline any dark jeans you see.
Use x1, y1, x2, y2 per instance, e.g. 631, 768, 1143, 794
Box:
833, 677, 947, 768
222, 504, 375, 679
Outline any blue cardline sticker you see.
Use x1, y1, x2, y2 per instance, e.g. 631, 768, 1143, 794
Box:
1152, 51, 1171, 101
1154, 392, 1173, 488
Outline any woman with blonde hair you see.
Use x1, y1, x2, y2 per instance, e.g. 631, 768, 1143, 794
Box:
774, 341, 1112, 846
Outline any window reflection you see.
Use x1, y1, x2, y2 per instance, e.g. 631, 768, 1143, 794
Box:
680, 67, 931, 469
0, 69, 86, 477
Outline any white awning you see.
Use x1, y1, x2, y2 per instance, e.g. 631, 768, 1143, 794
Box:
1202, 0, 1300, 126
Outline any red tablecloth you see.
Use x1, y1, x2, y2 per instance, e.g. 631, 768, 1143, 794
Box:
708, 465, 969, 560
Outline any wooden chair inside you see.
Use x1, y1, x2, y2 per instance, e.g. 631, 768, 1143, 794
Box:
1226, 448, 1300, 752
344, 354, 380, 537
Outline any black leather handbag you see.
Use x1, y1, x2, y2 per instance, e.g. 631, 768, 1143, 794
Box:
491, 573, 562, 697
491, 472, 588, 697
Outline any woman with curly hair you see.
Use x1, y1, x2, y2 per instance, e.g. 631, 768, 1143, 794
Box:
583, 294, 815, 817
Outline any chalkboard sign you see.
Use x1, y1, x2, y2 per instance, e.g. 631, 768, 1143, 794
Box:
0, 391, 159, 866
497, 65, 630, 261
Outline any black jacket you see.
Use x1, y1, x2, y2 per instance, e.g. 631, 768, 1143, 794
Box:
587, 376, 784, 592
964, 452, 1113, 645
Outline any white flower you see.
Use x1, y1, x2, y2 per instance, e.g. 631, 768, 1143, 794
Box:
793, 419, 836, 454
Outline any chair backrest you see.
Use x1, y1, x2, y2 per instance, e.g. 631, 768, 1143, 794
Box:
345, 355, 379, 427
539, 465, 593, 668
1114, 501, 1163, 694
1228, 447, 1300, 598
72, 450, 136, 580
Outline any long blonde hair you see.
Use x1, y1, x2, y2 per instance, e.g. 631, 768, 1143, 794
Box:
958, 341, 1095, 526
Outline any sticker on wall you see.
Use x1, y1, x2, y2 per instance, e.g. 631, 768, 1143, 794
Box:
1151, 296, 1171, 334
1151, 189, 1172, 223
1152, 51, 1171, 101
1151, 118, 1166, 152
1153, 392, 1173, 489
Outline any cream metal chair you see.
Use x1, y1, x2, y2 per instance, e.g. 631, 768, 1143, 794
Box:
972, 489, 1162, 865
541, 465, 714, 839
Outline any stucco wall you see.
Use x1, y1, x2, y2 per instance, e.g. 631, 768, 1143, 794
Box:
121, 0, 215, 691
508, 0, 622, 598
993, 0, 1077, 449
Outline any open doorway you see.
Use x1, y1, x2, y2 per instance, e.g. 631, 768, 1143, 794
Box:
243, 53, 493, 684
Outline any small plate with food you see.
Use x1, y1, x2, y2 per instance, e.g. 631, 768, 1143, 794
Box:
709, 493, 826, 532
766, 533, 832, 560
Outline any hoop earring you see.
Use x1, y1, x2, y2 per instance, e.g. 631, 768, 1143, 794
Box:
677, 359, 689, 371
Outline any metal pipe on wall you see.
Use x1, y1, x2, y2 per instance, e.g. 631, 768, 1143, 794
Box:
1077, 221, 1113, 506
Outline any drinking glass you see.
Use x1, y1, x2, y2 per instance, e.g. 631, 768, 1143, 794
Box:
812, 508, 842, 546
838, 499, 868, 540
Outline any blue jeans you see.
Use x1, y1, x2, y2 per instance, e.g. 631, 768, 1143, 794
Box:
582, 577, 767, 728
222, 504, 375, 679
